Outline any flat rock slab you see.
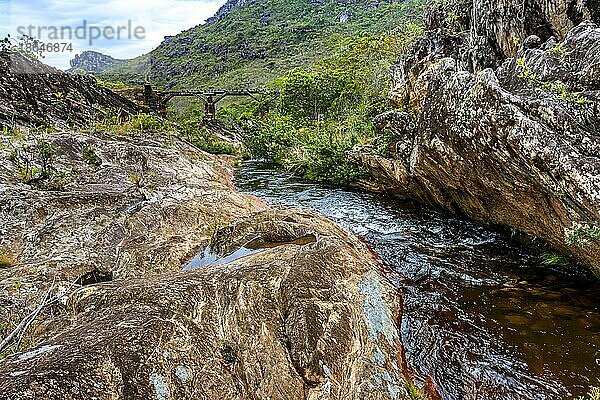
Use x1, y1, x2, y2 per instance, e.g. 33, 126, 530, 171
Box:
0, 131, 266, 324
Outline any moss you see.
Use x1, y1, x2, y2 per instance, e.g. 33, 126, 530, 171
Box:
576, 387, 600, 400
404, 382, 427, 400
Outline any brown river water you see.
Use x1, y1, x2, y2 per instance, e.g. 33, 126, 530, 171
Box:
235, 161, 600, 400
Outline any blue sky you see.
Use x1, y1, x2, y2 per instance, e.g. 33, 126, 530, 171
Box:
0, 0, 226, 69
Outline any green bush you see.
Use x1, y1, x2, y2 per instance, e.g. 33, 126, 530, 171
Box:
180, 122, 237, 156
219, 33, 417, 185
82, 146, 102, 167
8, 134, 59, 183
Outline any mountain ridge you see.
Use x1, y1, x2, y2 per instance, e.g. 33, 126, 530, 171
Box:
96, 0, 420, 89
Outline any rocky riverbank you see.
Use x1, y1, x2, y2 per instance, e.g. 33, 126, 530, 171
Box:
0, 131, 413, 399
354, 0, 600, 275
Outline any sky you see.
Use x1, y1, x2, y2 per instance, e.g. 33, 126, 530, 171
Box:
0, 0, 227, 69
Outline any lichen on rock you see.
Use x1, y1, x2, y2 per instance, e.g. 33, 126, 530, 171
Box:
354, 2, 600, 275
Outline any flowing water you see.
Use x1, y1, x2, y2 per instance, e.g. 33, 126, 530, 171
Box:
235, 161, 600, 400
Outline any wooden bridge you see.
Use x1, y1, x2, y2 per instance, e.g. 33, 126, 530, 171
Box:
144, 84, 269, 120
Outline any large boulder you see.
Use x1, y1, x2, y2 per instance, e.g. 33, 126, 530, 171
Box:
421, 0, 597, 71
0, 132, 411, 399
356, 7, 600, 274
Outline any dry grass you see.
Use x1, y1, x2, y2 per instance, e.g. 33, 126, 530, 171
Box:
0, 252, 14, 268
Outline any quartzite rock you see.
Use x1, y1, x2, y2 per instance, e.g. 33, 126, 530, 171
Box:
67, 51, 127, 74
0, 51, 140, 130
356, 4, 600, 274
0, 131, 411, 399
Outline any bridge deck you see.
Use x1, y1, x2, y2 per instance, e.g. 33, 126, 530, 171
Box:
144, 84, 274, 120
157, 89, 268, 97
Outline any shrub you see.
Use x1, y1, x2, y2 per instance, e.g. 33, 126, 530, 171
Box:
180, 122, 237, 156
8, 134, 59, 183
565, 223, 600, 248
82, 146, 102, 167
517, 58, 540, 86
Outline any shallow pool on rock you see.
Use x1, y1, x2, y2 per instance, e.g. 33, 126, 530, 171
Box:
235, 161, 600, 400
183, 234, 317, 270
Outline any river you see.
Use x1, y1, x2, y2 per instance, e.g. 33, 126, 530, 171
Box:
235, 161, 600, 400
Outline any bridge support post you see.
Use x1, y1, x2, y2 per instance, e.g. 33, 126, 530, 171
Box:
204, 95, 217, 121
147, 88, 268, 120
144, 84, 161, 115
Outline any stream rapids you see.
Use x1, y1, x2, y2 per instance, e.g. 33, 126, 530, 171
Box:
235, 161, 600, 400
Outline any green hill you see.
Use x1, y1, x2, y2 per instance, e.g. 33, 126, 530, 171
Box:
99, 0, 421, 89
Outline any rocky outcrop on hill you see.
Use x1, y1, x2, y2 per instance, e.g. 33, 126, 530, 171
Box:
206, 0, 261, 23
0, 131, 411, 399
355, 2, 600, 275
67, 50, 127, 74
0, 51, 139, 130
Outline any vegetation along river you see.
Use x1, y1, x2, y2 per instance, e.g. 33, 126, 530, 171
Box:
235, 161, 600, 400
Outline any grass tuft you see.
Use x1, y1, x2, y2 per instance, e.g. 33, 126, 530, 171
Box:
540, 252, 570, 267
405, 382, 427, 400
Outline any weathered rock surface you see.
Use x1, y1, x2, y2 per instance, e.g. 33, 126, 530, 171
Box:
419, 0, 598, 73
0, 131, 261, 283
0, 130, 264, 351
206, 0, 261, 24
0, 132, 410, 399
356, 3, 600, 274
0, 52, 140, 130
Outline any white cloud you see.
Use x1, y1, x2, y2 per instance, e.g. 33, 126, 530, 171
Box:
0, 0, 226, 69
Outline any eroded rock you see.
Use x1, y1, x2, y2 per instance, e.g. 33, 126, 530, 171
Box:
67, 51, 127, 75
0, 52, 140, 130
356, 8, 600, 274
0, 131, 264, 330
0, 132, 411, 399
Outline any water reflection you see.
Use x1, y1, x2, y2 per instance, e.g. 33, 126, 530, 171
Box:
235, 161, 600, 400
